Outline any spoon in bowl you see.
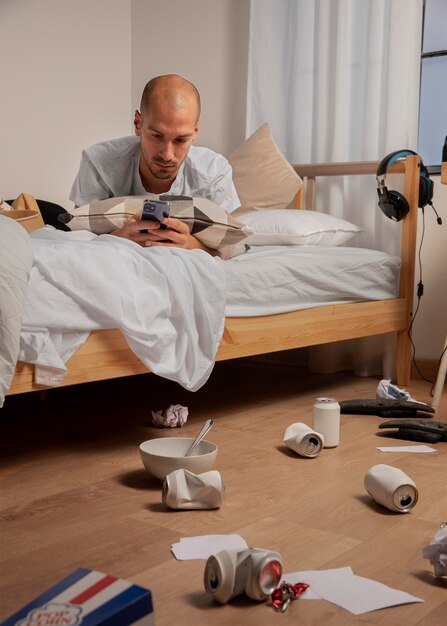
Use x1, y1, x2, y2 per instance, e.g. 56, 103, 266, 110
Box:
185, 419, 214, 457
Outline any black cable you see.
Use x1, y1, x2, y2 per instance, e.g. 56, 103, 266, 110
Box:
407, 207, 435, 388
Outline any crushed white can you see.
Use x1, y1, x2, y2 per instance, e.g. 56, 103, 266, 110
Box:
162, 469, 224, 509
283, 422, 324, 457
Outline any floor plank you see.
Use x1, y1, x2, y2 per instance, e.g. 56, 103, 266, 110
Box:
1, 358, 446, 625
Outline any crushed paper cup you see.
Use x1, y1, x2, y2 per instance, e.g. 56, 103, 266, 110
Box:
422, 526, 447, 576
151, 404, 188, 428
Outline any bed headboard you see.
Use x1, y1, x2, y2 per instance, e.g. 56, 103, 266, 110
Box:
292, 155, 421, 322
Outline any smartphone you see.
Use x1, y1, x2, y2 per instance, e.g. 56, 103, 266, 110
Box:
142, 200, 171, 229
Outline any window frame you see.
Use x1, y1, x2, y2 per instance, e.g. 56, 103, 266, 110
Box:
418, 0, 447, 174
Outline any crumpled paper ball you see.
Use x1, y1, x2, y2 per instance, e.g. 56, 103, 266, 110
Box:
422, 526, 447, 577
377, 379, 413, 401
151, 404, 188, 428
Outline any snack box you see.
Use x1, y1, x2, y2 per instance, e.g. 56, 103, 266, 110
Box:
1, 568, 154, 625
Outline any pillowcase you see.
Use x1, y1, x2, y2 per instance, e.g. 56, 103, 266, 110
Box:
237, 209, 363, 246
58, 195, 253, 258
229, 123, 303, 211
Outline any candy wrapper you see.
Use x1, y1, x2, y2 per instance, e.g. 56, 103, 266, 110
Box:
422, 526, 447, 576
151, 404, 188, 428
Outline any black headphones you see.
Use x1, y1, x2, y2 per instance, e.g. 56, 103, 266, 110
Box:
376, 149, 434, 221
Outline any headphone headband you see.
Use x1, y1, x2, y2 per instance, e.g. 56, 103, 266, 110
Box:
376, 149, 418, 177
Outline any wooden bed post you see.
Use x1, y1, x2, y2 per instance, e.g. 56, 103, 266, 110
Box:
394, 155, 420, 385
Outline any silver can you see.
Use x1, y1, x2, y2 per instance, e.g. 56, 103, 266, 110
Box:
162, 469, 225, 509
312, 397, 340, 447
364, 464, 418, 512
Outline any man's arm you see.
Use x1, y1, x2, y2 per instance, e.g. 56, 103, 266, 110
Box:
69, 151, 113, 207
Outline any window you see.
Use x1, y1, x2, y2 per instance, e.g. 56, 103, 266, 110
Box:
418, 0, 447, 173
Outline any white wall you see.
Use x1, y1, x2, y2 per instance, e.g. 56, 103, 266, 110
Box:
412, 177, 447, 361
0, 0, 132, 208
0, 0, 444, 363
131, 0, 250, 156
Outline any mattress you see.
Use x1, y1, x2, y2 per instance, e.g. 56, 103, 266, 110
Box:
224, 245, 401, 317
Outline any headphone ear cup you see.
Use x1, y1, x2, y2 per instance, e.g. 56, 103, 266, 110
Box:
378, 190, 410, 221
418, 174, 434, 208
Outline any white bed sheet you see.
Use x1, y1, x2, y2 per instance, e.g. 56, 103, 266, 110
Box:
224, 245, 401, 316
16, 231, 401, 392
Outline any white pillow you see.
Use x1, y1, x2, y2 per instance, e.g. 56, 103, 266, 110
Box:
238, 209, 362, 246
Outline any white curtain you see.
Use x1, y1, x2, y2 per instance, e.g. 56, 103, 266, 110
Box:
247, 0, 423, 376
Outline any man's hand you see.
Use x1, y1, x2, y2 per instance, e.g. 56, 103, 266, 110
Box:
111, 217, 208, 251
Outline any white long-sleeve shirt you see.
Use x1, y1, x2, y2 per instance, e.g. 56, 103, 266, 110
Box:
70, 135, 240, 212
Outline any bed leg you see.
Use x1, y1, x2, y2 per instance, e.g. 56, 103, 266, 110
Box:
395, 329, 411, 386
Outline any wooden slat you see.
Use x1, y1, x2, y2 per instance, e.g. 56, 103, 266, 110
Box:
217, 299, 407, 360
293, 160, 405, 177
8, 298, 408, 395
396, 155, 420, 384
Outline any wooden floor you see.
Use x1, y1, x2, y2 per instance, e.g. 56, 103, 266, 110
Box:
1, 358, 446, 625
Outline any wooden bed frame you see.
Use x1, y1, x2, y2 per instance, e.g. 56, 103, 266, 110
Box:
8, 156, 420, 395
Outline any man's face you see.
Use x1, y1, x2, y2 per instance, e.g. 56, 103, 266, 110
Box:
134, 101, 199, 186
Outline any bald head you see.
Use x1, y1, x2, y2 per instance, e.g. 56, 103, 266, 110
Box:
140, 74, 201, 123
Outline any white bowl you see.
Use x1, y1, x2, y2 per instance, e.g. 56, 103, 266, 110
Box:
139, 437, 218, 480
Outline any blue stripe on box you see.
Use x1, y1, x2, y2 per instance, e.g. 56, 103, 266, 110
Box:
80, 585, 153, 626
0, 568, 91, 626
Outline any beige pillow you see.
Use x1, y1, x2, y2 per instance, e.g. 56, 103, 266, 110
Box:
58, 195, 252, 258
229, 123, 303, 211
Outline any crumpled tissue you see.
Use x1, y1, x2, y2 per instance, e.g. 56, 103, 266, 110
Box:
376, 379, 423, 403
151, 404, 188, 428
422, 526, 447, 576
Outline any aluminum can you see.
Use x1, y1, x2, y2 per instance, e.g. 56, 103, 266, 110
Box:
312, 397, 340, 447
283, 422, 324, 457
162, 469, 224, 509
364, 464, 418, 512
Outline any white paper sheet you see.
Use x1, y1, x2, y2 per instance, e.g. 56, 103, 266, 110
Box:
171, 534, 248, 560
283, 567, 423, 615
377, 445, 436, 453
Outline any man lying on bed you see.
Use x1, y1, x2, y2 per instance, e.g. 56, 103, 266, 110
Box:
69, 74, 240, 252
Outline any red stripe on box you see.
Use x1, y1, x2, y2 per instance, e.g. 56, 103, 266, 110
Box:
69, 574, 118, 604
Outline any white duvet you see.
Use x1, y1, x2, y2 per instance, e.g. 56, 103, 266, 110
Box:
0, 216, 33, 407
19, 228, 226, 391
